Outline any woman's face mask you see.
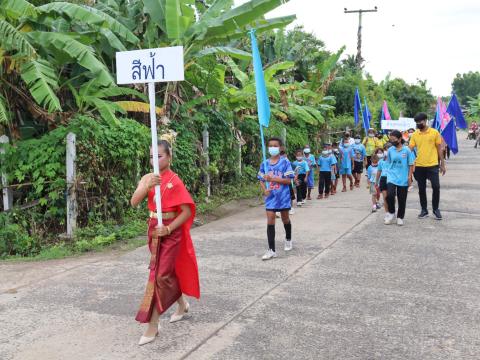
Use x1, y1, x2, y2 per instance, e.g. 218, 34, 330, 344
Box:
377, 153, 384, 159
354, 139, 361, 144
322, 150, 329, 156
304, 148, 311, 154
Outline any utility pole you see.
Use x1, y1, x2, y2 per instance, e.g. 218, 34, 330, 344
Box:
344, 6, 378, 68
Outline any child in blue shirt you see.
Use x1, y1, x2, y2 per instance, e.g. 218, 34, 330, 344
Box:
292, 149, 310, 206
352, 135, 367, 188
258, 137, 295, 260
317, 144, 337, 199
367, 154, 380, 212
339, 138, 355, 192
330, 142, 340, 194
376, 143, 392, 217
378, 130, 415, 226
303, 145, 316, 200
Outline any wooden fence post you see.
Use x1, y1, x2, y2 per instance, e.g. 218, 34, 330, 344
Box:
237, 142, 242, 178
281, 127, 287, 147
66, 132, 77, 237
202, 125, 211, 197
0, 135, 13, 211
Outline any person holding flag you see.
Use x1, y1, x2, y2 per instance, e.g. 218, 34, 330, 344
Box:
409, 112, 445, 220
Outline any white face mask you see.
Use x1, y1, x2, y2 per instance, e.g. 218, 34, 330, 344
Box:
296, 156, 303, 161
304, 148, 311, 154
354, 139, 361, 144
322, 150, 329, 155
377, 153, 384, 159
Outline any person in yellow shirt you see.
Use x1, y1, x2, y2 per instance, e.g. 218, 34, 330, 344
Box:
409, 112, 446, 220
362, 128, 382, 168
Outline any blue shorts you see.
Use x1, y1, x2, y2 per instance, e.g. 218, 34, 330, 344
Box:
339, 168, 352, 176
307, 172, 314, 188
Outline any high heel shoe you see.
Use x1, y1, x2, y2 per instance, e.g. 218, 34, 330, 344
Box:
138, 323, 160, 346
169, 301, 189, 323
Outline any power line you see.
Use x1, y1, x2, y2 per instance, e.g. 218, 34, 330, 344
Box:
344, 6, 378, 68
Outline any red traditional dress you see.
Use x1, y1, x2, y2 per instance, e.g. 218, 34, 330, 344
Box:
135, 169, 200, 323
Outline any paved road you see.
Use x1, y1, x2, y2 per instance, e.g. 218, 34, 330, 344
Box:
1, 136, 480, 360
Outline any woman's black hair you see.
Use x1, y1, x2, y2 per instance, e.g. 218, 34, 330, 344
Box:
267, 137, 283, 147
389, 130, 405, 144
157, 139, 172, 156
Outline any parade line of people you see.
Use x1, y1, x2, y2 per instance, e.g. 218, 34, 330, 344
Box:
129, 112, 447, 345
257, 112, 447, 260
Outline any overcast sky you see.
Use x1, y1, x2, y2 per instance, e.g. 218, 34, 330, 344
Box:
235, 0, 480, 96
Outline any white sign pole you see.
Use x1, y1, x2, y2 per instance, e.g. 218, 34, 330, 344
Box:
148, 82, 162, 222
116, 46, 184, 224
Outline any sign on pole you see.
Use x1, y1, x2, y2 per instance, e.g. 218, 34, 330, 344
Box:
116, 46, 184, 222
381, 118, 416, 131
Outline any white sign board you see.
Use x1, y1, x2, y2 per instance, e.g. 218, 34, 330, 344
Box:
381, 117, 416, 131
116, 46, 184, 84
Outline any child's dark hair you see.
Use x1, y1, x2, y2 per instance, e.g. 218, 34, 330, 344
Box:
295, 148, 303, 154
371, 154, 379, 163
157, 140, 172, 156
267, 137, 283, 146
389, 130, 405, 144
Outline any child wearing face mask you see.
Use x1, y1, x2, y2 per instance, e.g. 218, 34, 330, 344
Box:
317, 144, 337, 199
352, 135, 367, 188
376, 143, 392, 217
330, 142, 340, 195
258, 137, 295, 260
367, 154, 381, 212
280, 147, 296, 215
303, 145, 316, 201
339, 138, 355, 192
292, 149, 310, 206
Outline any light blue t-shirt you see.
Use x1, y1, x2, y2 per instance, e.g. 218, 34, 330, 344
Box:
339, 146, 355, 170
377, 158, 388, 178
304, 154, 316, 169
291, 160, 310, 175
317, 155, 337, 172
257, 157, 295, 210
367, 164, 379, 184
386, 146, 415, 187
352, 143, 367, 162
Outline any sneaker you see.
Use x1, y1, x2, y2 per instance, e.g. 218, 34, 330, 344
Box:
384, 213, 395, 225
384, 213, 390, 221
397, 218, 404, 226
275, 213, 280, 218
376, 202, 381, 210
433, 209, 443, 220
289, 208, 295, 215
418, 209, 429, 219
262, 249, 277, 260
372, 205, 377, 213
284, 239, 293, 251
297, 202, 302, 207
301, 200, 306, 205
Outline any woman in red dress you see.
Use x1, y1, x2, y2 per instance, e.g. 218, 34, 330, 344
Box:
130, 140, 200, 345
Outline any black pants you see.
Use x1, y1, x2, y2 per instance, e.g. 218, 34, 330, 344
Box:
387, 183, 408, 219
296, 174, 307, 203
414, 166, 440, 211
318, 171, 331, 195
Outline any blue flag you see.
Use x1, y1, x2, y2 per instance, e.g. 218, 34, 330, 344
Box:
250, 30, 270, 128
354, 88, 362, 126
441, 119, 458, 154
432, 99, 441, 130
362, 96, 371, 131
446, 93, 467, 129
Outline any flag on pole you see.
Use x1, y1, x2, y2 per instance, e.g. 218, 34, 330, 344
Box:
250, 30, 270, 129
441, 117, 458, 154
432, 97, 442, 130
354, 87, 362, 126
440, 100, 451, 131
362, 96, 371, 131
446, 93, 467, 129
381, 100, 392, 120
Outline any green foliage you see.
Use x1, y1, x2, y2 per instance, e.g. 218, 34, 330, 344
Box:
452, 71, 480, 107
0, 212, 40, 257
